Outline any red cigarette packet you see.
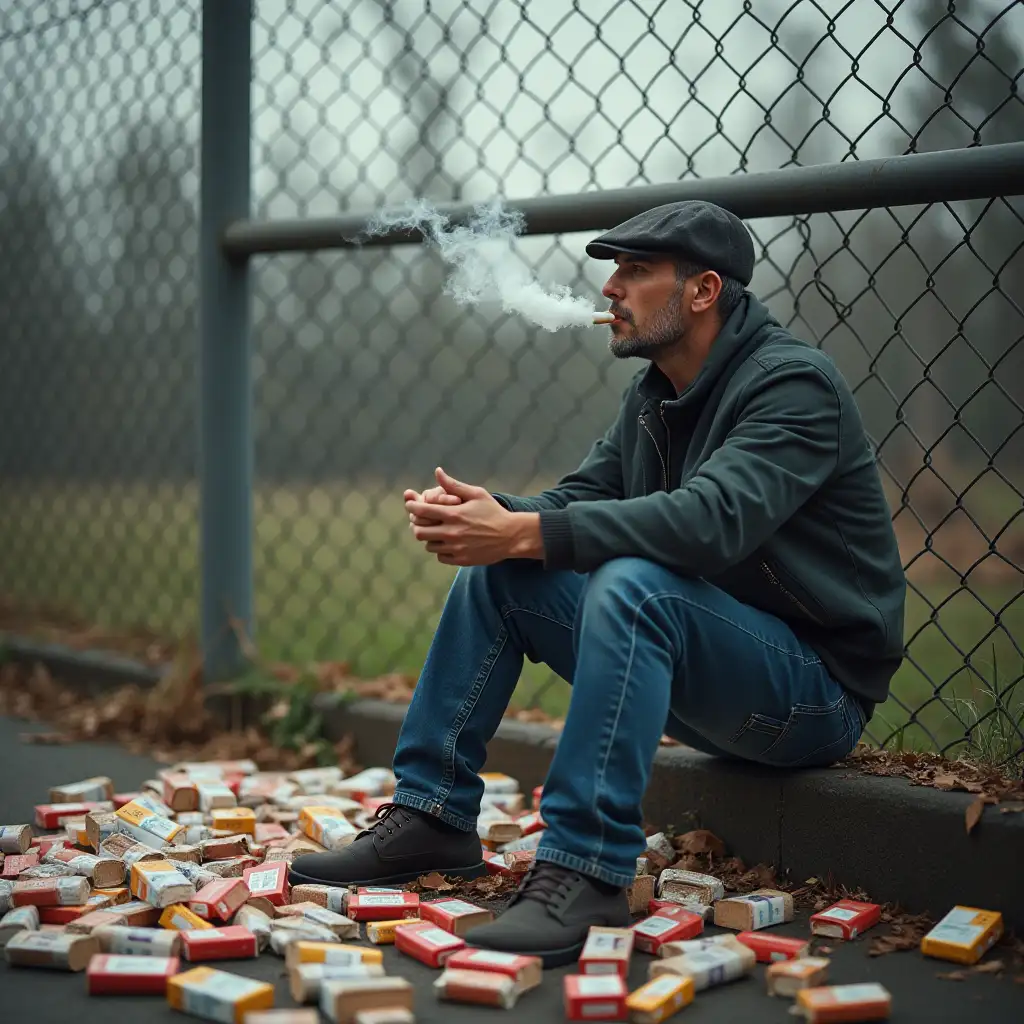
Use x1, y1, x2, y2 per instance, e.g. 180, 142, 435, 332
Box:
433, 967, 520, 1009
630, 905, 704, 954
30, 837, 68, 857
578, 926, 634, 977
35, 803, 112, 830
393, 921, 465, 967
625, 974, 695, 1023
86, 953, 179, 995
254, 823, 290, 844
809, 900, 882, 941
419, 897, 494, 936
243, 861, 289, 906
13, 876, 91, 906
563, 974, 628, 1021
347, 890, 419, 922
794, 982, 891, 1022
532, 786, 543, 811
2, 852, 39, 878
180, 924, 259, 961
190, 879, 249, 923
736, 930, 810, 963
515, 811, 545, 835
444, 948, 542, 991
38, 904, 90, 925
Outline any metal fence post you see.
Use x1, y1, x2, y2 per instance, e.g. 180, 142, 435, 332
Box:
198, 0, 253, 680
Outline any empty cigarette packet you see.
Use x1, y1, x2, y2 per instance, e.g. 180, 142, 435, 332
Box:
736, 930, 810, 963
563, 974, 628, 1021
809, 900, 881, 940
13, 876, 91, 906
289, 961, 386, 1003
920, 906, 1003, 965
3, 930, 99, 971
319, 977, 414, 1024
393, 921, 466, 967
277, 903, 358, 938
288, 884, 347, 913
766, 956, 831, 997
167, 966, 275, 1023
86, 953, 180, 995
131, 860, 196, 908
714, 888, 794, 931
444, 948, 543, 991
346, 890, 419, 922
285, 941, 384, 970
630, 906, 704, 954
793, 982, 892, 1022
115, 801, 182, 848
180, 924, 258, 961
434, 967, 520, 1009
651, 935, 756, 991
161, 903, 216, 932
94, 923, 182, 956
243, 862, 290, 906
625, 974, 695, 1024
190, 879, 250, 923
655, 869, 725, 905
0, 824, 34, 855
419, 897, 494, 935
578, 926, 634, 977
35, 802, 113, 830
365, 918, 421, 945
51, 776, 115, 803
0, 905, 40, 944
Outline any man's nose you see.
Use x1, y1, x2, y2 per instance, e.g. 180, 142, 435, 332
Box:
601, 276, 624, 300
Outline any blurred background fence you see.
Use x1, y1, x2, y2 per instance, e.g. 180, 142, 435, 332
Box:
0, 0, 1021, 766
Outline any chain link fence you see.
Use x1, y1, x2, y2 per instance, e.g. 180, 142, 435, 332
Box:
0, 1, 1021, 765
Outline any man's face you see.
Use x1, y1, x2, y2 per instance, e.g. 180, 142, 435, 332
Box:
600, 254, 689, 360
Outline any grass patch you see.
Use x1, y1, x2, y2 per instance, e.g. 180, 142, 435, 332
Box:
0, 479, 1021, 757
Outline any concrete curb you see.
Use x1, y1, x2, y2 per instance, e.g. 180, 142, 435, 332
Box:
3, 636, 1021, 931
318, 696, 1024, 933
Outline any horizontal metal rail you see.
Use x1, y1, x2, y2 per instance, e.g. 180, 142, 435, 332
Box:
223, 141, 1024, 258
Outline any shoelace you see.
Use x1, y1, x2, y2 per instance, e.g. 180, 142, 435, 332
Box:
363, 802, 411, 841
514, 861, 581, 907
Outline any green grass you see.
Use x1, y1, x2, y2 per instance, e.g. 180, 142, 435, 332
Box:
0, 479, 1021, 765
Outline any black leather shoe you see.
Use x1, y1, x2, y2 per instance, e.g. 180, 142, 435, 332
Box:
461, 861, 631, 967
287, 803, 488, 888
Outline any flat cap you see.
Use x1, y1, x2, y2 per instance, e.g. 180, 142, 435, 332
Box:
586, 199, 755, 286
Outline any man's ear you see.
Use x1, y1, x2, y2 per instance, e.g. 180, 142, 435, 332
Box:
691, 271, 722, 313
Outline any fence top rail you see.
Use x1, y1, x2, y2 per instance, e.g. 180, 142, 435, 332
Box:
222, 141, 1024, 259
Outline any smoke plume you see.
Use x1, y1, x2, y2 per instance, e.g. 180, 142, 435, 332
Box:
354, 198, 601, 332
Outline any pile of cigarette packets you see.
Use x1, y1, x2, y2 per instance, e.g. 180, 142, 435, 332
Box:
0, 762, 1007, 1024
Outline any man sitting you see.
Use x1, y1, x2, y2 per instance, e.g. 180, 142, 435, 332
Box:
290, 200, 907, 967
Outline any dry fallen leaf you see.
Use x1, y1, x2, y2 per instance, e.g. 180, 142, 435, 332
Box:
937, 970, 968, 981
966, 796, 985, 834
414, 871, 456, 891
971, 960, 1004, 975
675, 829, 726, 858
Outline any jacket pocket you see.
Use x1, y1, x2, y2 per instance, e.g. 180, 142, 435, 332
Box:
760, 558, 831, 626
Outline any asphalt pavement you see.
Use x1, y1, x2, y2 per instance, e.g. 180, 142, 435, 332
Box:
1, 714, 1021, 1021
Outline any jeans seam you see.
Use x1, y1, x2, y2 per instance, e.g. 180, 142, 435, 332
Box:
433, 626, 509, 810
644, 589, 821, 661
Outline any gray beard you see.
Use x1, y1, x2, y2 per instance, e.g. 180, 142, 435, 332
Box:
608, 288, 688, 361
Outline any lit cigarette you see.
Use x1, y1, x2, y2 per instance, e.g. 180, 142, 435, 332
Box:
592, 311, 616, 324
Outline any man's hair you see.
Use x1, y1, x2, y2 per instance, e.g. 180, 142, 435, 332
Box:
673, 258, 746, 322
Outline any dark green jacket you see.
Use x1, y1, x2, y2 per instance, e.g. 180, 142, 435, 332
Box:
494, 292, 907, 711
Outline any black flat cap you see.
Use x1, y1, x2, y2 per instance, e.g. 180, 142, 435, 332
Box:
586, 200, 755, 286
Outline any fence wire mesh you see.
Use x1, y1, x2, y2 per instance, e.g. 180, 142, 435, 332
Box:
0, 0, 1021, 765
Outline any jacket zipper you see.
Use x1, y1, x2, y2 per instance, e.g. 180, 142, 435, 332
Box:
660, 402, 671, 491
761, 560, 824, 625
639, 412, 668, 491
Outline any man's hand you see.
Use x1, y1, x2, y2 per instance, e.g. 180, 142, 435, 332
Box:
403, 482, 462, 527
405, 467, 543, 566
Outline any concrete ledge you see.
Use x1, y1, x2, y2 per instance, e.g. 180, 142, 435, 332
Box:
4, 637, 1021, 931
319, 696, 1024, 932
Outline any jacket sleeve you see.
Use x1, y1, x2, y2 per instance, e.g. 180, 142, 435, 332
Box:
537, 360, 842, 575
491, 388, 628, 513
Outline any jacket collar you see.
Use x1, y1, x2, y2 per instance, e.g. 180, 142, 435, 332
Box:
635, 292, 775, 408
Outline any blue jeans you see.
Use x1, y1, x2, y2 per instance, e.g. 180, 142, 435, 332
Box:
390, 557, 866, 888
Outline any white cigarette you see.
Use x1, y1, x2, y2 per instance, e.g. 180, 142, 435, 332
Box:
592, 311, 616, 324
